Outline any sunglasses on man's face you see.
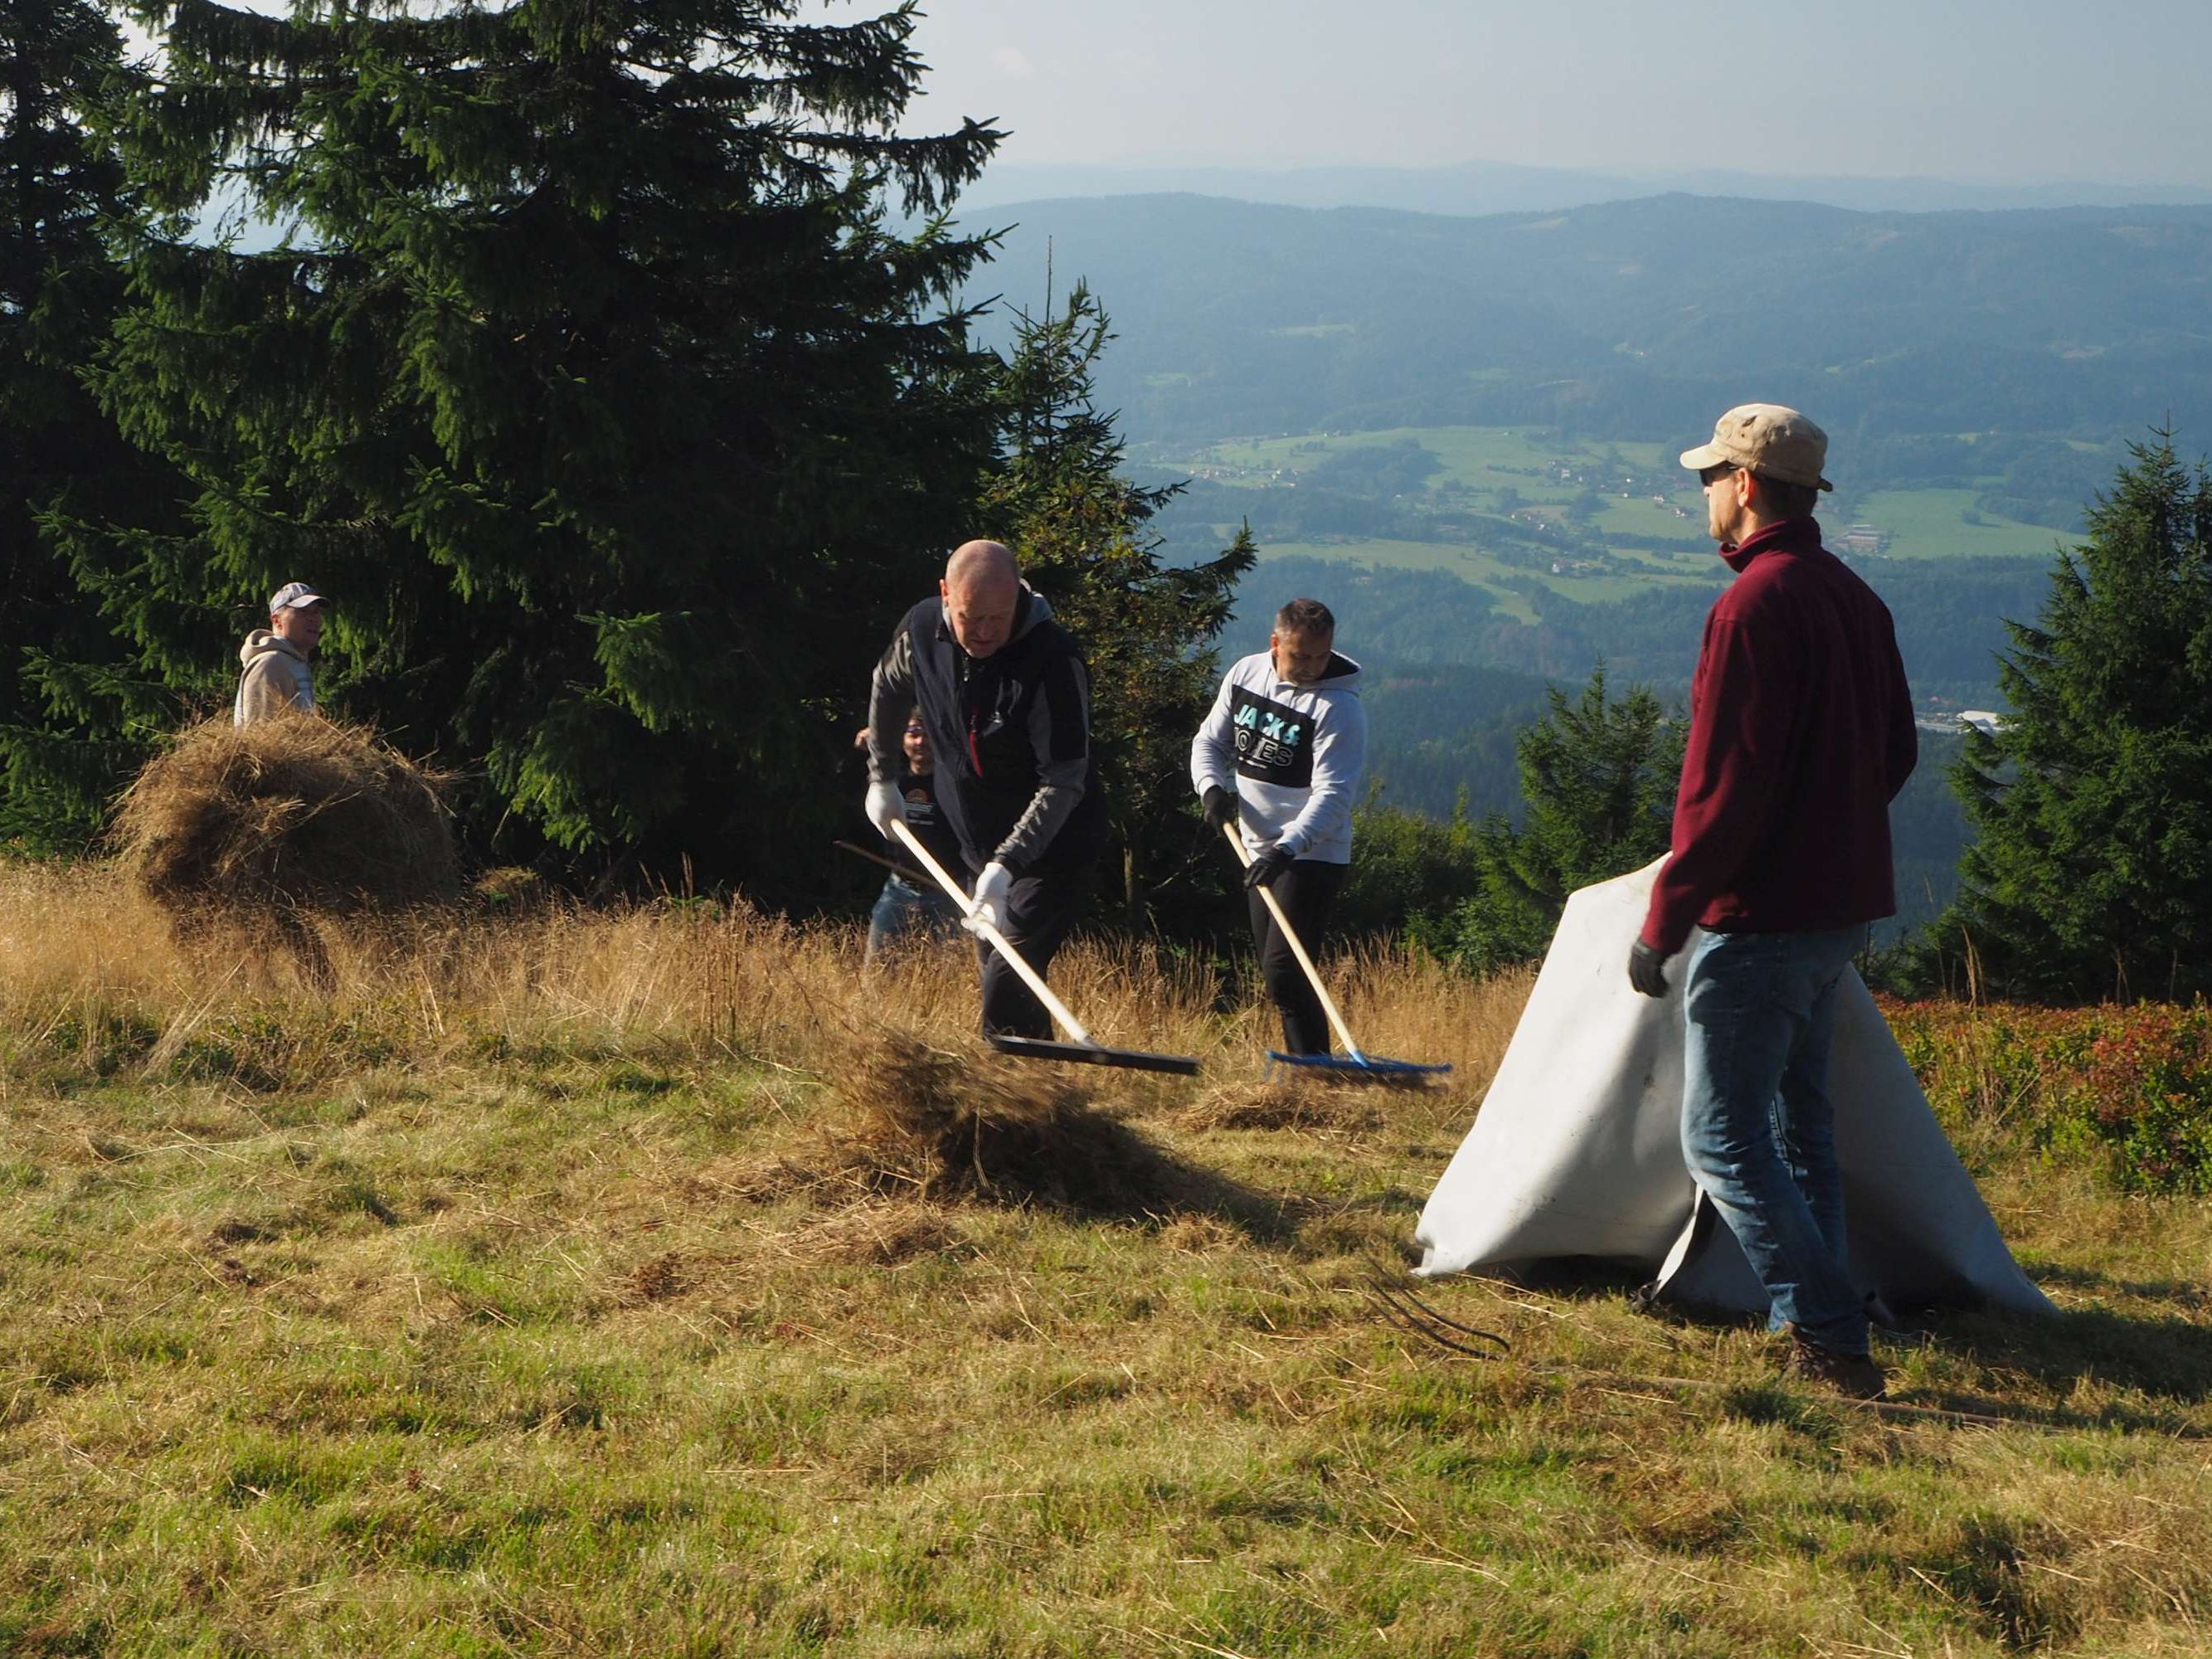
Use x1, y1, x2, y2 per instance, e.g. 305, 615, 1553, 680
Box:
1699, 463, 1740, 489
904, 724, 926, 736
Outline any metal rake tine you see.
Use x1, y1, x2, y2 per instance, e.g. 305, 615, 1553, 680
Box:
1374, 1277, 1513, 1352
1364, 1268, 1511, 1354
1361, 1282, 1505, 1360
1372, 1284, 1511, 1357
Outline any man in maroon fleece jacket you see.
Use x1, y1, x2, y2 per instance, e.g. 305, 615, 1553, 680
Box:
1628, 403, 1916, 1399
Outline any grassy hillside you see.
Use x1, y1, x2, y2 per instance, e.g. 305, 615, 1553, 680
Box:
4, 868, 2209, 1656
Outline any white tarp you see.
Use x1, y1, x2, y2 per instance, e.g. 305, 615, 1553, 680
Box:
1415, 860, 2054, 1317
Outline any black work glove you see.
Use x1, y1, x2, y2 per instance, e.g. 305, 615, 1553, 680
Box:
1244, 844, 1294, 890
1627, 940, 1670, 998
1202, 785, 1240, 831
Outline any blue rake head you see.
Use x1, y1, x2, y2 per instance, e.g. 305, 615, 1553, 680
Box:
1264, 1049, 1453, 1084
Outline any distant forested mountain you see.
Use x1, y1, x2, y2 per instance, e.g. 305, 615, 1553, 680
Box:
963, 193, 2212, 447
1231, 553, 2049, 707
960, 187, 2165, 940
958, 161, 2212, 221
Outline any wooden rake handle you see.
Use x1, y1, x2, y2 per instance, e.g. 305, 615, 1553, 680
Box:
1223, 820, 1364, 1062
887, 818, 1096, 1048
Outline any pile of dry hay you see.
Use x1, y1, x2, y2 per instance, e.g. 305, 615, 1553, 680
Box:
834, 1034, 1188, 1213
114, 713, 459, 925
1180, 1078, 1385, 1135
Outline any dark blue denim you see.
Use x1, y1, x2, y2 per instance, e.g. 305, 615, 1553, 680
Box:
1680, 923, 1870, 1356
865, 877, 960, 963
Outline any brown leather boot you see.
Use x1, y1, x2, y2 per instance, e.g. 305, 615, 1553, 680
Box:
1782, 1326, 1887, 1400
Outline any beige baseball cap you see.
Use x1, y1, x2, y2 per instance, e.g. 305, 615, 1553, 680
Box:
1680, 403, 1833, 491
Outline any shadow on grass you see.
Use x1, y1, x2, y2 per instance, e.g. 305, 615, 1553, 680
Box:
1434, 1258, 2212, 1434
1938, 1266, 2212, 1408
828, 1034, 1297, 1242
2029, 1260, 2211, 1313
1085, 1128, 1300, 1243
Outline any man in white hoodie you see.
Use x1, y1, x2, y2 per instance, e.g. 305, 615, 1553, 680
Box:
1191, 597, 1367, 1056
234, 581, 330, 727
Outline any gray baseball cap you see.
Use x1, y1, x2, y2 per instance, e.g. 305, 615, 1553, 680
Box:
269, 581, 330, 612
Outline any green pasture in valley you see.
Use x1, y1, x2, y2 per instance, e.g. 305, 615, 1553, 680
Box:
1247, 538, 1705, 618
1851, 489, 2073, 561
1161, 426, 2084, 588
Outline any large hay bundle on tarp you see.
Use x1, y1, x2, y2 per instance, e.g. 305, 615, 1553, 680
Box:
114, 713, 459, 922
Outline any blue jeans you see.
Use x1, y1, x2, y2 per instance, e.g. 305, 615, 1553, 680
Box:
1680, 924, 1869, 1356
866, 878, 960, 962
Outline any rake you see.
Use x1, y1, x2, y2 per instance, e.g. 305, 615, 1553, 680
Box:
870, 819, 1200, 1077
1222, 821, 1451, 1082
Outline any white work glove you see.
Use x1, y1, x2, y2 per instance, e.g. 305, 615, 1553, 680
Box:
866, 779, 905, 841
966, 861, 1013, 933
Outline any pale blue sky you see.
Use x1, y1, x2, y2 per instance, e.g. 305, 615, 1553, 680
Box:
897, 0, 2212, 185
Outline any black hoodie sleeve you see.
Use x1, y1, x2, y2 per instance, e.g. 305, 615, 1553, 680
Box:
866, 626, 916, 786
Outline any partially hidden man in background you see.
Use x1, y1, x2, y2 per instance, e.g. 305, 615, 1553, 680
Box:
1629, 404, 1918, 1400
1192, 597, 1367, 1056
234, 581, 330, 727
866, 540, 1107, 1038
863, 707, 964, 964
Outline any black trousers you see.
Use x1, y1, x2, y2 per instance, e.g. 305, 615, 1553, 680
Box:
1247, 859, 1348, 1055
972, 866, 1088, 1039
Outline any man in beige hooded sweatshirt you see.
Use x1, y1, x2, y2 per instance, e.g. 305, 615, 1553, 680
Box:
234, 581, 329, 726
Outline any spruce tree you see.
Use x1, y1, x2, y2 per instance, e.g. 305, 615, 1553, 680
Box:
1919, 433, 2212, 1001
0, 0, 177, 847
73, 0, 1005, 886
978, 280, 1255, 926
1445, 664, 1683, 970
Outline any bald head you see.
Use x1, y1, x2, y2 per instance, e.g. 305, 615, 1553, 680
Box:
940, 539, 1021, 659
946, 539, 1016, 589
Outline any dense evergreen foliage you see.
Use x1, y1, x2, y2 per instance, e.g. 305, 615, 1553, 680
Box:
1916, 436, 2212, 1001
1333, 795, 1482, 949
1442, 669, 1683, 971
0, 0, 181, 848
66, 0, 1005, 891
1327, 668, 1682, 961
1355, 664, 1554, 822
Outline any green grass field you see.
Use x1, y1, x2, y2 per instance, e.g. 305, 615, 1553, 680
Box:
1246, 538, 1706, 620
4, 870, 2210, 1656
1163, 426, 2081, 589
1853, 489, 2072, 561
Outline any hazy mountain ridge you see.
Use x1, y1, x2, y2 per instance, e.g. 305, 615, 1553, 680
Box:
957, 160, 2212, 220
960, 192, 2212, 446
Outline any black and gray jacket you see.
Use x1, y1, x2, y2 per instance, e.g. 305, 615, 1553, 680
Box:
868, 586, 1107, 877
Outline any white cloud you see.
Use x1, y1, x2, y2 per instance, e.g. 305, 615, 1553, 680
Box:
991, 46, 1037, 79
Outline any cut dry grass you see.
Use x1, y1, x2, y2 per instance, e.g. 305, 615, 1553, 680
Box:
114, 713, 459, 922
1180, 1076, 1388, 1134
828, 1032, 1169, 1209
2, 863, 2209, 1657
0, 858, 1529, 1103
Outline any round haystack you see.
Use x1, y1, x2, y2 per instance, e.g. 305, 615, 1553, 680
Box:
114, 713, 460, 922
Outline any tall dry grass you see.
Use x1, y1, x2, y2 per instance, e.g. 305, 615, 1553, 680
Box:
0, 861, 1532, 1101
